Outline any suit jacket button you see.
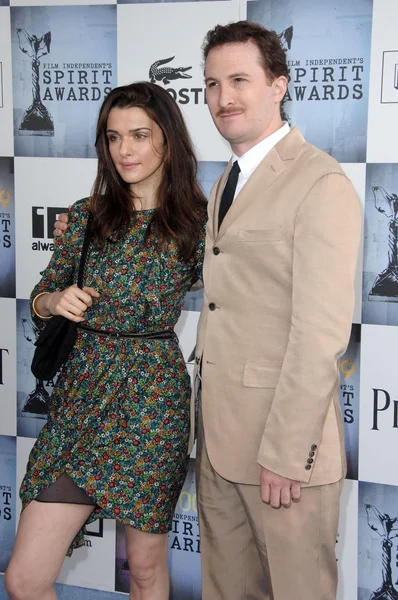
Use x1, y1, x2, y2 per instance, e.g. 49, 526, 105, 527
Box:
311, 444, 317, 451
209, 302, 216, 311
213, 246, 221, 255
309, 451, 315, 457
305, 464, 312, 470
307, 458, 313, 464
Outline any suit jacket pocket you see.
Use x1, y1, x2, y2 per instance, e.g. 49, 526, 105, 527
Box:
238, 228, 284, 242
243, 362, 282, 388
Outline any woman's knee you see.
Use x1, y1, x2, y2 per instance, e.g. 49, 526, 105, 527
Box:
128, 551, 164, 587
126, 531, 168, 589
5, 561, 52, 600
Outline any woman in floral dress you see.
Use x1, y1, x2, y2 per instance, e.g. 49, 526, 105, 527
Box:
5, 82, 207, 600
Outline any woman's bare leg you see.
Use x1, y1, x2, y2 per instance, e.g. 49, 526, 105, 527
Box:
125, 526, 169, 600
5, 500, 94, 600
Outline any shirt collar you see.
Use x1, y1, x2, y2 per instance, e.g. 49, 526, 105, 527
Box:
232, 122, 290, 180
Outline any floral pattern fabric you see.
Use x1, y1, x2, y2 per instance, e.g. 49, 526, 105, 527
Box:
20, 198, 205, 553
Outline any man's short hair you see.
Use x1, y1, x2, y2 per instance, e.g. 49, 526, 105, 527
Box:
203, 20, 289, 120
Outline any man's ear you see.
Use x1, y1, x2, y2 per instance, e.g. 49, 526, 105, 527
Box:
272, 76, 288, 102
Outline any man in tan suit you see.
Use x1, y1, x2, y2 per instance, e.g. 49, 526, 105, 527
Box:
192, 20, 361, 600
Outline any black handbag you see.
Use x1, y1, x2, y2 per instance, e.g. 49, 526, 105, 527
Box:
31, 213, 92, 381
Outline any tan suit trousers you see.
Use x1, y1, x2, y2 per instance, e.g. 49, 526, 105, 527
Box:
196, 416, 343, 600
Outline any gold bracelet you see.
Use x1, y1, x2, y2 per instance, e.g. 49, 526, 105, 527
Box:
32, 292, 53, 320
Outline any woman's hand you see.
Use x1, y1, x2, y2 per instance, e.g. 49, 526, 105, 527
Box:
43, 285, 100, 322
53, 212, 69, 237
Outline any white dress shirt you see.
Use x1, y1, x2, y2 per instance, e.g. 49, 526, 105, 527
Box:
232, 122, 290, 201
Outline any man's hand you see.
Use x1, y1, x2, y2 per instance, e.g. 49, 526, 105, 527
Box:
54, 212, 69, 237
260, 467, 301, 509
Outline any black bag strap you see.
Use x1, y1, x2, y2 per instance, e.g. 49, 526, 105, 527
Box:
77, 212, 93, 289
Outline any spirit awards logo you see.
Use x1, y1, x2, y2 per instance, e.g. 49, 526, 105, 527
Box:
282, 25, 364, 103
368, 186, 398, 302
17, 28, 114, 135
381, 50, 398, 104
21, 315, 52, 418
31, 205, 67, 251
17, 28, 54, 137
365, 503, 398, 599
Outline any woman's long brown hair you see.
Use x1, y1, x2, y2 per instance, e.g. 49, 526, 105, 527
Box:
91, 81, 207, 262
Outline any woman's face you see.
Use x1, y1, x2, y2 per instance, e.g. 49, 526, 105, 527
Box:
106, 106, 165, 190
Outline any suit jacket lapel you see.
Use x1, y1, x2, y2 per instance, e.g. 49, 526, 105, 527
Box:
209, 162, 232, 242
214, 127, 306, 242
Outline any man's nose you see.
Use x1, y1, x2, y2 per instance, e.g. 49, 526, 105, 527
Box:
218, 85, 235, 108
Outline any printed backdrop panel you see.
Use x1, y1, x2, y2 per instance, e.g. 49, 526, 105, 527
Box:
337, 479, 358, 600
358, 481, 398, 599
0, 157, 15, 299
0, 8, 14, 156
359, 324, 398, 485
0, 299, 16, 437
247, 0, 373, 163
10, 0, 116, 5
366, 0, 398, 163
16, 298, 52, 438
342, 162, 366, 324
58, 519, 117, 592
14, 156, 98, 299
117, 2, 238, 161
362, 163, 398, 325
118, 0, 227, 3
339, 325, 360, 481
0, 435, 16, 574
11, 4, 117, 158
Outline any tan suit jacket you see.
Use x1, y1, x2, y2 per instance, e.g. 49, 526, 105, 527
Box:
189, 127, 361, 487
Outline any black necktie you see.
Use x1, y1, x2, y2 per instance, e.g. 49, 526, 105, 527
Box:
218, 160, 240, 230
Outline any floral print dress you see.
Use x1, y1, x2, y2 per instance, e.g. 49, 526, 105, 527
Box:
20, 198, 205, 553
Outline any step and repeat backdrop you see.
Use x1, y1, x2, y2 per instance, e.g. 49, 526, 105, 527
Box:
0, 0, 397, 598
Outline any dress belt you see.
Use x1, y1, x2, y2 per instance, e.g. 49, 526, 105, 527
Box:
77, 323, 176, 340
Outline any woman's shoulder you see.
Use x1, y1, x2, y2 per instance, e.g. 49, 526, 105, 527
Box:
68, 197, 91, 223
57, 198, 91, 244
66, 198, 92, 235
